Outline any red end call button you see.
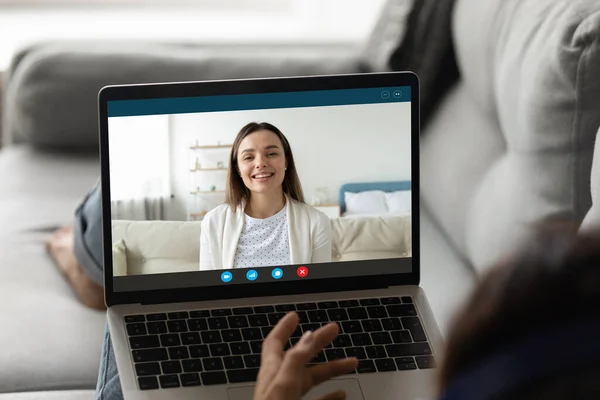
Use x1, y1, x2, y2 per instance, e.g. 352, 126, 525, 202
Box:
296, 266, 308, 278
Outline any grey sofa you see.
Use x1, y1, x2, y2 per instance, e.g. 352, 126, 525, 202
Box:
2, 0, 600, 398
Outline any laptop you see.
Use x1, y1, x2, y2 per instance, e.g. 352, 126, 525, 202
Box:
98, 72, 444, 400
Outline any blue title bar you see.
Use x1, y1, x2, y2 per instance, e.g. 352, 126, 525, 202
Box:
107, 86, 411, 117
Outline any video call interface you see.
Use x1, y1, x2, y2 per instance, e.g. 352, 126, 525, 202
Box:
107, 86, 413, 291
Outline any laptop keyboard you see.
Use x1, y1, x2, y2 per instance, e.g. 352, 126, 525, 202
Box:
124, 296, 436, 390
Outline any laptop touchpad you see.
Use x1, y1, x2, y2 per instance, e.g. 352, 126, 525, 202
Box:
228, 378, 365, 400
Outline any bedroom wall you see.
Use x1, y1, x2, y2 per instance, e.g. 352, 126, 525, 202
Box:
169, 101, 412, 218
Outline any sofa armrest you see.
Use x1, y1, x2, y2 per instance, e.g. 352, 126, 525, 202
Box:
2, 41, 362, 152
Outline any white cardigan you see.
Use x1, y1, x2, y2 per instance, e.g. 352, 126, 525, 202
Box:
199, 195, 332, 270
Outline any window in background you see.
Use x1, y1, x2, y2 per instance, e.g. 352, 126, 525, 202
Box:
108, 115, 171, 202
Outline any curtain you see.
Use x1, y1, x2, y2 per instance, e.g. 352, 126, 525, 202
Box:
111, 197, 166, 221
108, 115, 171, 221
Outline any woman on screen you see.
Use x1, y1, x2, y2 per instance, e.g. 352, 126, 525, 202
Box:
199, 122, 332, 271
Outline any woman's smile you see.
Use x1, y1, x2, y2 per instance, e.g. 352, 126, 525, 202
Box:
252, 172, 275, 181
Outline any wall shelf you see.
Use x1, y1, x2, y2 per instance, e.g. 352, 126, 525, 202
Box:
190, 144, 232, 149
188, 141, 230, 221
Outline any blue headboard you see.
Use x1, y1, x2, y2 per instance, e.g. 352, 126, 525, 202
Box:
338, 181, 412, 213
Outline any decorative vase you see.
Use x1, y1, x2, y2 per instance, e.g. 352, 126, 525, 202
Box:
313, 187, 329, 205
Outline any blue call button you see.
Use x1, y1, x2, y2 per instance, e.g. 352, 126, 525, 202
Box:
220, 271, 233, 283
271, 268, 283, 279
246, 269, 258, 281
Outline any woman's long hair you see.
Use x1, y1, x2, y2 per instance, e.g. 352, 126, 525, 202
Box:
225, 122, 304, 210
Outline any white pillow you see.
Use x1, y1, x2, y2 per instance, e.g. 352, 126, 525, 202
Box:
385, 190, 412, 215
344, 190, 388, 215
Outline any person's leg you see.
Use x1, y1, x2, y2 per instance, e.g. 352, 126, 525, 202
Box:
46, 179, 105, 310
72, 178, 105, 286
95, 321, 124, 400
46, 179, 124, 398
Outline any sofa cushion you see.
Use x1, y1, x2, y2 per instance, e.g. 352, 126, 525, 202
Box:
421, 0, 600, 272
359, 0, 413, 71
111, 214, 412, 275
0, 145, 106, 392
112, 220, 201, 275
419, 204, 476, 338
330, 215, 411, 261
2, 42, 361, 151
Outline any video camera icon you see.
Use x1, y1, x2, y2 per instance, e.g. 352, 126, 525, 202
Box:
220, 271, 233, 283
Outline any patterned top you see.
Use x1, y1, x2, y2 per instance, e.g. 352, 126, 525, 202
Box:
233, 203, 290, 269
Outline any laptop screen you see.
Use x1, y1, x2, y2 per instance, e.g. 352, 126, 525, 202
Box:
105, 82, 414, 293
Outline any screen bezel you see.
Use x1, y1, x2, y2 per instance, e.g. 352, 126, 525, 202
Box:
98, 72, 420, 307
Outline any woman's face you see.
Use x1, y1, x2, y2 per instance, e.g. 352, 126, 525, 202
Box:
237, 130, 287, 196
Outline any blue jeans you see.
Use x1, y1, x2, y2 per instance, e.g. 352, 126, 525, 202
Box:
73, 180, 123, 400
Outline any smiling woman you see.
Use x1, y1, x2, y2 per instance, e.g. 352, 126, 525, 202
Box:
198, 122, 332, 271
226, 122, 304, 213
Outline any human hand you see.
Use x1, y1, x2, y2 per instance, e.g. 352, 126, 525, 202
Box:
254, 312, 358, 400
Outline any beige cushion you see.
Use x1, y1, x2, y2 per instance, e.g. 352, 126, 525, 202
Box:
112, 220, 201, 275
4, 42, 360, 150
421, 0, 600, 272
331, 215, 411, 261
112, 215, 412, 275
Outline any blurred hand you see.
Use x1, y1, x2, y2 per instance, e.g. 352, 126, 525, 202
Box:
254, 312, 358, 400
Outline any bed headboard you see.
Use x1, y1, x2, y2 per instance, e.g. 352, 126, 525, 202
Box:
338, 181, 411, 213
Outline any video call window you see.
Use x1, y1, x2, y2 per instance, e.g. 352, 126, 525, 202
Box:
108, 96, 412, 278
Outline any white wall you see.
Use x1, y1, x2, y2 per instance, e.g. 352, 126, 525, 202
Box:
170, 102, 412, 219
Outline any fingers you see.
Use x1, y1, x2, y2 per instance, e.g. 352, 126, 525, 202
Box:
311, 322, 340, 350
307, 358, 359, 387
277, 322, 341, 380
258, 312, 299, 380
315, 390, 347, 400
262, 311, 299, 354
